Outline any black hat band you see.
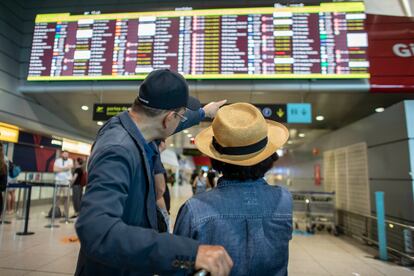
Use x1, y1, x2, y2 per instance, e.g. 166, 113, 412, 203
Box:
212, 136, 268, 156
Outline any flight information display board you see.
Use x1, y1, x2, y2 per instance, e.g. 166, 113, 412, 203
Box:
27, 2, 369, 81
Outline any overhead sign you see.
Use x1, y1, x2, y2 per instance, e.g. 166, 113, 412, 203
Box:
286, 103, 312, 123
62, 138, 92, 156
93, 103, 312, 123
0, 123, 19, 143
27, 2, 369, 81
256, 103, 312, 124
93, 104, 130, 121
366, 14, 414, 92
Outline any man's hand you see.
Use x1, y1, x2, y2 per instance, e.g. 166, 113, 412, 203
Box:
203, 100, 227, 119
195, 245, 233, 276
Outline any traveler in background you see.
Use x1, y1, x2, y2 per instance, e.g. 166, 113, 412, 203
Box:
190, 169, 198, 194
0, 143, 7, 217
174, 103, 292, 275
206, 169, 216, 190
153, 139, 171, 232
154, 139, 168, 211
53, 150, 73, 217
0, 143, 19, 215
71, 157, 85, 218
75, 69, 232, 276
192, 169, 207, 194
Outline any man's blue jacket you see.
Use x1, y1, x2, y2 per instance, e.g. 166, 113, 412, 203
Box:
75, 110, 202, 275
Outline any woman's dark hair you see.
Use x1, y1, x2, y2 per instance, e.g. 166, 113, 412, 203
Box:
77, 158, 84, 166
211, 152, 279, 181
207, 170, 216, 188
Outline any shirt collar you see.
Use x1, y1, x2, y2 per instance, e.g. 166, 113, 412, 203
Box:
217, 177, 267, 188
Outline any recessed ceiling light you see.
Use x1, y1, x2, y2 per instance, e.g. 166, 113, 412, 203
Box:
276, 149, 284, 157
316, 115, 324, 121
299, 133, 305, 138
287, 141, 293, 144
97, 121, 104, 126
81, 105, 89, 111
187, 134, 192, 138
375, 107, 385, 113
183, 130, 189, 134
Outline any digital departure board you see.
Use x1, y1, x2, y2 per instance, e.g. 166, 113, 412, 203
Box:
28, 2, 369, 81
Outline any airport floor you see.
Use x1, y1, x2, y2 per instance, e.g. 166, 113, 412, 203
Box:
0, 185, 412, 276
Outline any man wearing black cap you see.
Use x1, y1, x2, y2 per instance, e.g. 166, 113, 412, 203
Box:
75, 69, 233, 276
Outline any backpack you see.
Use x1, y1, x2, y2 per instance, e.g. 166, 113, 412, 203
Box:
80, 170, 88, 187
8, 161, 21, 179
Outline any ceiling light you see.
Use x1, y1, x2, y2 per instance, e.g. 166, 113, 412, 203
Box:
169, 144, 174, 147
299, 133, 305, 138
375, 107, 385, 113
183, 130, 189, 134
276, 149, 284, 157
97, 121, 104, 126
316, 115, 324, 121
187, 134, 192, 137
287, 141, 293, 144
81, 105, 89, 111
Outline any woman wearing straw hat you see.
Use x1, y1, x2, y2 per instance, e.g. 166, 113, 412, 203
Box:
174, 103, 292, 276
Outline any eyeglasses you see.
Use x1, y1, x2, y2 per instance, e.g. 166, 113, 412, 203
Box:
174, 112, 188, 123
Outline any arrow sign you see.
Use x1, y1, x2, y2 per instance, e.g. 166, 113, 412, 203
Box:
276, 108, 285, 118
287, 103, 312, 123
270, 104, 286, 123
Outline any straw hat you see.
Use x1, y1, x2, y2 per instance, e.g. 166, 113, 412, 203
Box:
195, 103, 289, 166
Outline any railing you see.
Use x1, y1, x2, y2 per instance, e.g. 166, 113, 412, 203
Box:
337, 209, 414, 262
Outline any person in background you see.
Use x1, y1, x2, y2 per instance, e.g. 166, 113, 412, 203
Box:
192, 169, 207, 194
0, 143, 7, 217
1, 144, 16, 214
190, 169, 198, 194
154, 139, 168, 210
174, 103, 292, 275
71, 157, 85, 218
153, 139, 171, 232
53, 150, 73, 217
206, 169, 216, 190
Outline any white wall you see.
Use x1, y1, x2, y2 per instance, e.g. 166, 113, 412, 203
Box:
283, 100, 414, 223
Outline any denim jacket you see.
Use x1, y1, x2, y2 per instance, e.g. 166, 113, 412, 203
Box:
174, 178, 293, 276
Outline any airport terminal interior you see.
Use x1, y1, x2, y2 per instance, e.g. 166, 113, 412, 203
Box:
0, 0, 414, 275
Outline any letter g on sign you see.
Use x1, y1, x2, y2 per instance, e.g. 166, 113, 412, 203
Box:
393, 43, 414, 57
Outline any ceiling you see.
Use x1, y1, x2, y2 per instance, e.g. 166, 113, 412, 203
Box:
24, 89, 414, 149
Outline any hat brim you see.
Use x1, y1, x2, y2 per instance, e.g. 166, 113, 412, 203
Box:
195, 120, 289, 166
186, 96, 201, 111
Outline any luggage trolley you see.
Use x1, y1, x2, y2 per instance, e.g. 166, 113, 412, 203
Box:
291, 191, 338, 235
291, 191, 311, 232
308, 192, 338, 235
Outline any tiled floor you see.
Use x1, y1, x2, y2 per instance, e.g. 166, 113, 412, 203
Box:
0, 184, 412, 275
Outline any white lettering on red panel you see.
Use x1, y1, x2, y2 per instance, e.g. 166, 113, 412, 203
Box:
393, 43, 414, 57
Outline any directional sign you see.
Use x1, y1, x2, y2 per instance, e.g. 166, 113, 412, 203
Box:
257, 104, 287, 123
286, 103, 312, 123
256, 104, 312, 124
93, 103, 312, 124
93, 104, 130, 121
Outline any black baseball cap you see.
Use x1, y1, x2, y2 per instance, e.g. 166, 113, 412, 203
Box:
138, 69, 200, 111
